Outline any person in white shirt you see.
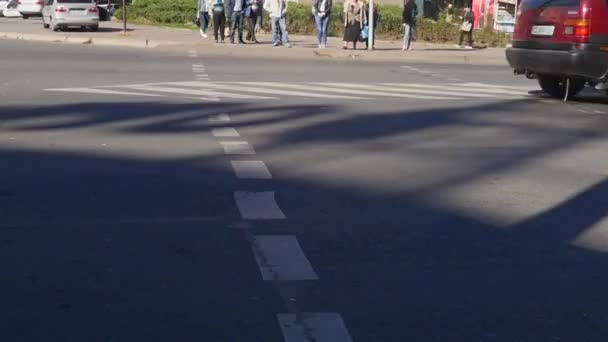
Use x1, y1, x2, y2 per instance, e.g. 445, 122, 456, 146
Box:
264, 0, 291, 47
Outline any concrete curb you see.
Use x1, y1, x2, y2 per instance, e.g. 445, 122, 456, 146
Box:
0, 31, 170, 48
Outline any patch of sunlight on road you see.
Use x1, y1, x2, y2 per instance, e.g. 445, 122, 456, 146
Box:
573, 217, 608, 253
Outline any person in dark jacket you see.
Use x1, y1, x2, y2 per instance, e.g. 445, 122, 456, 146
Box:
210, 0, 226, 43
312, 0, 332, 48
402, 0, 417, 51
229, 0, 246, 44
459, 6, 474, 48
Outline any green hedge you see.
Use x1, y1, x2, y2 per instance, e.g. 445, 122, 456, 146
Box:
118, 0, 510, 46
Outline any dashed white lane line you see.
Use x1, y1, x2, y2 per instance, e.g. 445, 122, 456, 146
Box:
212, 127, 240, 137
221, 141, 256, 155
231, 160, 272, 179
252, 235, 318, 280
209, 113, 231, 122
234, 191, 285, 219
277, 313, 353, 342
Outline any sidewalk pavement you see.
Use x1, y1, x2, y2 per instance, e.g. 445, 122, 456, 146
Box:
0, 17, 508, 65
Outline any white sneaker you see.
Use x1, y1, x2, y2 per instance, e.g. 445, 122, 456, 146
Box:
464, 46, 473, 49
596, 82, 607, 90
203, 32, 208, 39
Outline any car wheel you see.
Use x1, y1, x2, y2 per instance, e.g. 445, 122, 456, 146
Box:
42, 17, 49, 28
537, 74, 586, 99
22, 14, 29, 19
90, 25, 99, 32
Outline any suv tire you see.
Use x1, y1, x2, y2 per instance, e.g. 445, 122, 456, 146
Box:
537, 74, 586, 99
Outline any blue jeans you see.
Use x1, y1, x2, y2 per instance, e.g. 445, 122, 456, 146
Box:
199, 11, 209, 33
314, 13, 330, 45
271, 16, 289, 45
231, 11, 244, 41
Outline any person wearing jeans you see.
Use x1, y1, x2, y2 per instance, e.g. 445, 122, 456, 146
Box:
401, 0, 417, 51
229, 0, 246, 44
265, 0, 290, 47
312, 0, 332, 48
197, 0, 210, 38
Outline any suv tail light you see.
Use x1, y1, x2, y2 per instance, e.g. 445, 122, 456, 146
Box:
55, 6, 67, 12
564, 19, 590, 42
17, 0, 21, 4
34, 1, 43, 5
87, 6, 97, 13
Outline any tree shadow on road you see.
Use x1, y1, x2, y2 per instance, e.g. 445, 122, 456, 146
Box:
1, 98, 608, 341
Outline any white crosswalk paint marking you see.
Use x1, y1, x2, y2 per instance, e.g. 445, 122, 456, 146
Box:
382, 83, 525, 96
251, 235, 317, 280
231, 160, 272, 179
315, 82, 493, 99
231, 82, 462, 100
45, 87, 166, 97
169, 81, 370, 99
209, 113, 230, 122
234, 191, 286, 219
221, 141, 255, 155
455, 82, 532, 91
124, 85, 275, 100
212, 127, 240, 137
278, 313, 353, 342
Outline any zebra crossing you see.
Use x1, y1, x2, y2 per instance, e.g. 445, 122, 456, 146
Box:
45, 81, 533, 101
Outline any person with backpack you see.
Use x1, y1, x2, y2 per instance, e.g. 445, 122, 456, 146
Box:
402, 0, 417, 51
312, 0, 332, 49
458, 6, 474, 49
210, 0, 227, 43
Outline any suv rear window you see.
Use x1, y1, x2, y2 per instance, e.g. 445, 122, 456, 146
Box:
523, 0, 579, 8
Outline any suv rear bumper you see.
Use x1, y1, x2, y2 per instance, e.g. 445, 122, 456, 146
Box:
506, 47, 608, 80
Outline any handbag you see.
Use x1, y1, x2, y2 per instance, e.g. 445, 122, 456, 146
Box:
461, 21, 472, 32
360, 24, 369, 41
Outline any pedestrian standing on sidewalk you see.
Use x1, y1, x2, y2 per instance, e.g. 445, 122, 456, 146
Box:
210, 0, 227, 43
245, 0, 261, 43
229, 0, 246, 44
198, 0, 210, 38
312, 0, 332, 49
401, 0, 417, 51
342, 0, 365, 50
265, 0, 291, 47
458, 6, 474, 49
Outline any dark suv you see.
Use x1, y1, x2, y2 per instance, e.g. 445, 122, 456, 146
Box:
506, 0, 608, 98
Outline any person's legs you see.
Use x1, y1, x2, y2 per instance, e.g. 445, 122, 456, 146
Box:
213, 12, 220, 41
230, 12, 238, 42
219, 13, 226, 41
314, 14, 323, 45
237, 13, 245, 42
459, 30, 465, 46
247, 16, 257, 42
402, 23, 411, 50
279, 16, 289, 45
321, 14, 330, 47
202, 12, 209, 34
271, 16, 279, 45
467, 30, 473, 47
255, 13, 261, 32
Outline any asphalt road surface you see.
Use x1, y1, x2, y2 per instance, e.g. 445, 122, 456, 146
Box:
2, 40, 608, 342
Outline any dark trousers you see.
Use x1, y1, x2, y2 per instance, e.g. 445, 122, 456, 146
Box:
230, 11, 244, 42
213, 11, 226, 41
246, 16, 257, 41
199, 11, 209, 32
459, 29, 473, 46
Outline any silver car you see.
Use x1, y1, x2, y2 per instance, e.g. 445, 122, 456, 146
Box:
17, 0, 44, 18
41, 0, 99, 31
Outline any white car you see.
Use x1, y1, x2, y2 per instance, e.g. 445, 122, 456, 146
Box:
41, 0, 99, 31
2, 0, 21, 16
17, 0, 44, 18
0, 0, 8, 15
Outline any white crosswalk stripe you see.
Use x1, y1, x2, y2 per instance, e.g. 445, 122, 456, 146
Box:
45, 81, 531, 101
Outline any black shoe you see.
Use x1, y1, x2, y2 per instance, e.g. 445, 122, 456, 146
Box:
238, 40, 245, 44
230, 40, 235, 44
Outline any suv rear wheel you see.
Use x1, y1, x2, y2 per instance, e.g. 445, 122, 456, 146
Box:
537, 75, 586, 99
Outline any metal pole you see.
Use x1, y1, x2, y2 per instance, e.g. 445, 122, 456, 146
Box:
368, 0, 374, 50
122, 0, 126, 34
